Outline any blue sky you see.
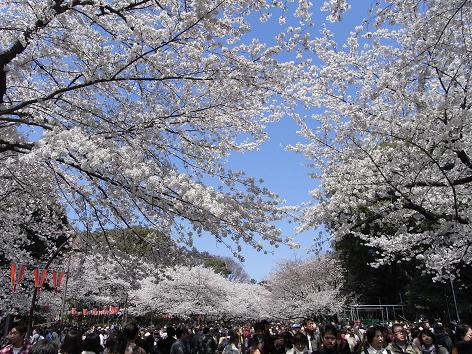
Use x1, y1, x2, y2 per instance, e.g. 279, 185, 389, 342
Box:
193, 117, 317, 281
193, 1, 378, 281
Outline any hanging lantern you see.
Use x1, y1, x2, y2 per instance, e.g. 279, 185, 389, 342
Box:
58, 271, 65, 288
10, 264, 26, 292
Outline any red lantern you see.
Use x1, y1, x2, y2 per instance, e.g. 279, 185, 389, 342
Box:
10, 264, 26, 292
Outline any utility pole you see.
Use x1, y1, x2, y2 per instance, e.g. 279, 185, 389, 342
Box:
59, 255, 72, 324
450, 275, 460, 322
122, 293, 128, 325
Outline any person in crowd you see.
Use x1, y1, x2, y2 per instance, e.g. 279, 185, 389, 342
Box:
124, 323, 146, 354
313, 324, 349, 354
304, 320, 320, 353
387, 324, 420, 354
99, 329, 108, 349
364, 325, 390, 354
222, 333, 240, 354
291, 325, 302, 335
452, 325, 472, 354
82, 332, 104, 354
432, 324, 452, 354
46, 329, 60, 348
272, 334, 285, 354
287, 332, 310, 354
197, 328, 217, 354
60, 329, 83, 354
411, 328, 421, 350
0, 323, 31, 354
30, 329, 44, 346
338, 329, 350, 354
418, 329, 448, 354
158, 327, 176, 354
30, 340, 58, 354
104, 331, 128, 354
248, 335, 263, 354
241, 327, 252, 354
352, 323, 365, 345
143, 333, 157, 354
170, 328, 190, 354
344, 327, 360, 354
247, 322, 273, 354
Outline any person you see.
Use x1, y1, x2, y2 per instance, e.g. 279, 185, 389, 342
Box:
158, 327, 177, 354
60, 329, 83, 354
272, 334, 286, 354
170, 328, 190, 354
197, 328, 217, 354
452, 325, 472, 354
432, 324, 452, 354
222, 334, 240, 354
364, 326, 391, 354
142, 333, 157, 354
247, 322, 273, 354
344, 328, 360, 354
313, 324, 348, 354
386, 324, 420, 354
304, 320, 320, 353
46, 329, 60, 348
287, 332, 310, 354
124, 323, 146, 354
241, 326, 252, 354
82, 332, 104, 354
418, 329, 448, 354
0, 323, 31, 354
292, 325, 302, 335
30, 329, 44, 346
248, 335, 263, 354
104, 331, 128, 354
30, 340, 58, 354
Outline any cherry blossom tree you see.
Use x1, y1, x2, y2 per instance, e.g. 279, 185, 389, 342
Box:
131, 265, 232, 318
130, 264, 271, 320
265, 254, 346, 319
131, 256, 345, 321
295, 0, 472, 280
0, 0, 327, 257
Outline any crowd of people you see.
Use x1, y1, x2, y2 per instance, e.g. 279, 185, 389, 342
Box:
1, 319, 471, 354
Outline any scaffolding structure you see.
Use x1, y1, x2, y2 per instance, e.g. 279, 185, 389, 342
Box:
345, 304, 406, 324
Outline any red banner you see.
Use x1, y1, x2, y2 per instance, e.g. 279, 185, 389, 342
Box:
33, 268, 39, 287
10, 264, 15, 290
16, 265, 26, 290
10, 264, 26, 292
39, 269, 47, 287
52, 271, 57, 289
58, 271, 65, 288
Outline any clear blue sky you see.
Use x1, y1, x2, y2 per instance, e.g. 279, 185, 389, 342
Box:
193, 117, 317, 281
193, 1, 376, 281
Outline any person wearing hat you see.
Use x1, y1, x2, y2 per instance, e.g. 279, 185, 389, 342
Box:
292, 324, 302, 334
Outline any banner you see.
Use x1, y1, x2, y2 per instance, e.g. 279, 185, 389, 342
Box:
58, 271, 65, 288
10, 264, 26, 292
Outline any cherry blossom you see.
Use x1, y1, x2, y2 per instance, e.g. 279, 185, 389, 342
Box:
294, 0, 472, 280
